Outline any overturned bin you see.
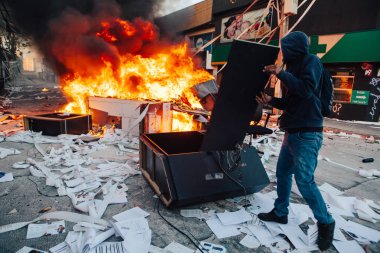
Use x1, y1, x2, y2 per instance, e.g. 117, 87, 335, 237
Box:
140, 131, 270, 207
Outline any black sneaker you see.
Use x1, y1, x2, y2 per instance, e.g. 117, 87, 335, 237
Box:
317, 221, 335, 251
258, 209, 288, 224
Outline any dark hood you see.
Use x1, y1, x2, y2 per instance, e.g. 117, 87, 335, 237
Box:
281, 31, 309, 63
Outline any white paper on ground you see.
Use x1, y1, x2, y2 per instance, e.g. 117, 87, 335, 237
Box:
164, 241, 194, 253
247, 192, 274, 215
216, 209, 252, 225
50, 241, 68, 253
0, 147, 21, 159
279, 222, 318, 251
89, 242, 125, 253
262, 221, 282, 237
180, 209, 203, 218
267, 235, 293, 253
26, 220, 66, 239
205, 218, 240, 239
16, 246, 48, 253
195, 242, 227, 253
341, 220, 380, 243
12, 162, 30, 169
354, 199, 380, 220
239, 234, 260, 249
0, 173, 13, 182
334, 227, 348, 242
0, 211, 109, 234
89, 228, 115, 249
319, 182, 344, 195
333, 240, 366, 253
149, 245, 164, 253
114, 217, 151, 253
307, 224, 318, 246
65, 231, 81, 253
247, 224, 272, 246
112, 206, 150, 222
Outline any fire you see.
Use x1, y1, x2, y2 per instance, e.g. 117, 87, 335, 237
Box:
61, 18, 214, 132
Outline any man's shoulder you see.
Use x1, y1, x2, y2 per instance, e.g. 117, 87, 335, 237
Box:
303, 54, 323, 70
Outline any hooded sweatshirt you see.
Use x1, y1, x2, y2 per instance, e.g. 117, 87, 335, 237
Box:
270, 31, 323, 130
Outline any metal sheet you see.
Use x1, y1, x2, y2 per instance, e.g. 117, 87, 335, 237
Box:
201, 40, 279, 151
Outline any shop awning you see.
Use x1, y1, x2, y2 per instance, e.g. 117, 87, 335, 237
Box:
321, 29, 380, 63
212, 30, 380, 65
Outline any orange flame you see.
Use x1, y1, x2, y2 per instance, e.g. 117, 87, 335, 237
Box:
61, 18, 213, 131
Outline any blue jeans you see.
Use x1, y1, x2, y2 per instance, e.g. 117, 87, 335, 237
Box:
274, 131, 334, 224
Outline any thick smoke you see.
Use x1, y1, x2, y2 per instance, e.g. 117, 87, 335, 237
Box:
5, 0, 163, 75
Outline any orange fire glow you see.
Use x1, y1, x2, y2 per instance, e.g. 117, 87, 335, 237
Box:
61, 18, 213, 131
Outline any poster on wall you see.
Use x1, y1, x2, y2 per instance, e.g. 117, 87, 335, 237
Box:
220, 8, 272, 43
190, 33, 213, 53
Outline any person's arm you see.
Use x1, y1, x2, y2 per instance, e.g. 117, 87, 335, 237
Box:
256, 92, 287, 110
270, 97, 287, 110
276, 57, 322, 98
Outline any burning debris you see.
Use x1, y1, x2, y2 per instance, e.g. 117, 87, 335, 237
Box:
7, 0, 214, 125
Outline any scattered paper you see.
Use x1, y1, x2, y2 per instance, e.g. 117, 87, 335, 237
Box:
196, 242, 226, 253
112, 207, 150, 222
0, 147, 21, 159
149, 245, 164, 253
164, 241, 194, 253
114, 218, 151, 253
50, 241, 68, 253
319, 182, 344, 195
333, 240, 366, 253
206, 218, 240, 239
239, 235, 260, 249
216, 209, 252, 226
0, 173, 14, 183
90, 242, 124, 253
27, 220, 66, 239
16, 246, 48, 253
341, 220, 380, 243
180, 209, 203, 219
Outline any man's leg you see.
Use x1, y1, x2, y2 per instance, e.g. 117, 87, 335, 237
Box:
290, 132, 334, 250
273, 132, 294, 217
258, 132, 293, 223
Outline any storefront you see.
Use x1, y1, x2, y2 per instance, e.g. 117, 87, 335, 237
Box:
212, 29, 380, 122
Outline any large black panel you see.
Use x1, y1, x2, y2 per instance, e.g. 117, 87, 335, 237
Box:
201, 40, 279, 151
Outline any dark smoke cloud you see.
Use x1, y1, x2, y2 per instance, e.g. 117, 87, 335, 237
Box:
5, 0, 163, 75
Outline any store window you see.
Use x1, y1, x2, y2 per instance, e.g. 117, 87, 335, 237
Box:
330, 68, 355, 103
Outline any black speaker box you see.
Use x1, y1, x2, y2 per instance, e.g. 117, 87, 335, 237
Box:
140, 131, 270, 207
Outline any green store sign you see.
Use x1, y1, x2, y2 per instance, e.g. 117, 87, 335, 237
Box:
351, 90, 369, 105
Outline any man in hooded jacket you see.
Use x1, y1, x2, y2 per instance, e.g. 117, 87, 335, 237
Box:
256, 31, 335, 251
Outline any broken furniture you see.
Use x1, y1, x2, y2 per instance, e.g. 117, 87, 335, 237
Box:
23, 113, 92, 136
140, 40, 279, 207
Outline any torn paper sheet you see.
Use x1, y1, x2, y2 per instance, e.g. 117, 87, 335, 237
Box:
333, 240, 366, 253
341, 220, 380, 243
12, 162, 30, 169
196, 242, 226, 253
164, 241, 194, 253
354, 199, 380, 221
0, 147, 20, 159
247, 192, 274, 215
279, 222, 318, 251
114, 217, 151, 253
50, 241, 69, 253
89, 242, 125, 253
247, 224, 273, 246
112, 206, 150, 222
206, 218, 240, 239
267, 235, 293, 253
239, 235, 260, 249
0, 211, 109, 234
16, 246, 48, 253
0, 172, 14, 183
216, 209, 252, 226
149, 245, 164, 253
180, 209, 203, 219
319, 182, 344, 196
27, 220, 66, 239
